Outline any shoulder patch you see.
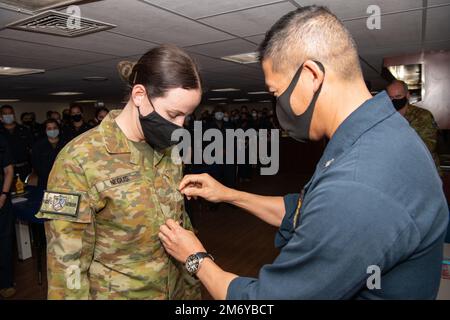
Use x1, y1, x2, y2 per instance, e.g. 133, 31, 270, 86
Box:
40, 191, 81, 217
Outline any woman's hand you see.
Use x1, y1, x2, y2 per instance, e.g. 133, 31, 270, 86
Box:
159, 219, 206, 263
179, 173, 233, 203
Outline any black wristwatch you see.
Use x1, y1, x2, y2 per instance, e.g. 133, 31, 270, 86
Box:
185, 252, 214, 276
1, 191, 9, 197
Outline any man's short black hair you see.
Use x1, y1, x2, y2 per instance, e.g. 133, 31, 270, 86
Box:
95, 107, 109, 119
43, 118, 60, 129
20, 112, 30, 121
70, 105, 83, 113
0, 105, 14, 112
259, 5, 362, 80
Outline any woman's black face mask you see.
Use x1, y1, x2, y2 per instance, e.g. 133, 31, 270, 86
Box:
137, 98, 182, 151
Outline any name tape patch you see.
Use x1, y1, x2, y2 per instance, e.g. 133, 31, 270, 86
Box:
95, 171, 142, 193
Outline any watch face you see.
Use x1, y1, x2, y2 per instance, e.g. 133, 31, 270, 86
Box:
185, 254, 199, 274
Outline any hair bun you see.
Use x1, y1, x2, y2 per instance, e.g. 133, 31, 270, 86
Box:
117, 61, 137, 84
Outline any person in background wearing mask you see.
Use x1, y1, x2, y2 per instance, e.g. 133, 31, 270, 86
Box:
49, 111, 62, 125
237, 111, 252, 183
0, 105, 34, 181
250, 109, 259, 130
202, 107, 227, 210
21, 112, 44, 140
46, 110, 54, 120
61, 105, 92, 142
89, 107, 110, 127
222, 110, 237, 189
240, 105, 249, 118
231, 109, 240, 127
61, 108, 70, 126
36, 44, 202, 300
0, 135, 15, 299
386, 80, 441, 176
158, 6, 448, 300
31, 119, 66, 190
222, 111, 234, 130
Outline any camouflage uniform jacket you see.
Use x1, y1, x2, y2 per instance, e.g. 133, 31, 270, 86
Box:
404, 104, 441, 176
36, 110, 200, 300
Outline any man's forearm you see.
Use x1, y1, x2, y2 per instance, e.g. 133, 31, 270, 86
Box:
196, 258, 238, 300
223, 188, 285, 227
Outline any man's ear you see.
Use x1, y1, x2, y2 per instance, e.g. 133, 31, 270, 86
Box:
303, 60, 325, 92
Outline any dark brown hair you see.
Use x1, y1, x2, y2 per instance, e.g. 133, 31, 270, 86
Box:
44, 119, 60, 130
129, 44, 201, 98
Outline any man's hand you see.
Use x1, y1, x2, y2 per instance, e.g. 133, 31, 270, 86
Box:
179, 173, 233, 203
159, 219, 206, 263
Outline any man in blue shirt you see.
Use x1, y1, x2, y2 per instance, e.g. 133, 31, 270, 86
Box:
158, 6, 448, 299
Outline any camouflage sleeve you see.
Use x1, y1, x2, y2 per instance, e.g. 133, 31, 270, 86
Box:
417, 110, 439, 154
36, 151, 95, 300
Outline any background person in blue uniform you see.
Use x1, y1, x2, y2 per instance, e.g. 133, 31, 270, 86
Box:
158, 6, 448, 300
0, 135, 15, 298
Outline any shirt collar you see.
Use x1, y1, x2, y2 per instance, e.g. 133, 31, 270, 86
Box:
99, 110, 166, 167
319, 91, 396, 168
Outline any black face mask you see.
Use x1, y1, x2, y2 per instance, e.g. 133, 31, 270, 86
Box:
276, 61, 325, 142
391, 97, 408, 111
71, 114, 83, 122
138, 100, 182, 151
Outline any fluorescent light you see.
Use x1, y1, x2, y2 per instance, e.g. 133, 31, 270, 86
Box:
259, 100, 273, 103
0, 66, 45, 76
83, 76, 108, 81
248, 91, 269, 95
49, 92, 83, 96
75, 100, 98, 103
233, 99, 250, 102
208, 98, 228, 101
221, 52, 259, 64
0, 99, 20, 102
210, 88, 240, 92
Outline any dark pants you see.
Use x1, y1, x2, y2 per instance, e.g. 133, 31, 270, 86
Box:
0, 198, 14, 289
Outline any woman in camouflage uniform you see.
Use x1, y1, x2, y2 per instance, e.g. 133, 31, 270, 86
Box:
37, 45, 202, 300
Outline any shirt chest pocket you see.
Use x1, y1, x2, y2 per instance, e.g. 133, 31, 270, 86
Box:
94, 171, 157, 223
153, 171, 184, 220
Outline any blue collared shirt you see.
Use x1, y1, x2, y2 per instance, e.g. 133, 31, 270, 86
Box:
227, 92, 449, 300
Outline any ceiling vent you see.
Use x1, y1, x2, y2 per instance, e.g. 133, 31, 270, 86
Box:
0, 1, 92, 13
6, 10, 115, 37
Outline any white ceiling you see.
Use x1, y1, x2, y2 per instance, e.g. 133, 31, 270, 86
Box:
0, 0, 449, 103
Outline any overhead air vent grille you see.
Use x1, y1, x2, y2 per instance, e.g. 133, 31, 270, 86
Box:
6, 10, 115, 37
0, 0, 85, 13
